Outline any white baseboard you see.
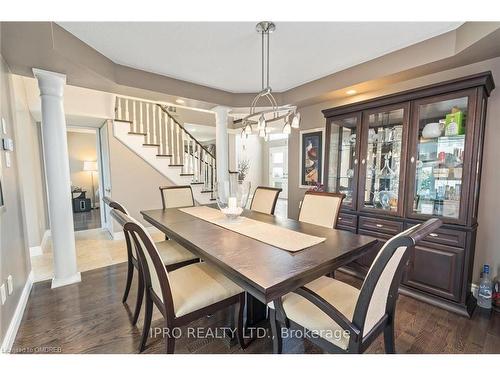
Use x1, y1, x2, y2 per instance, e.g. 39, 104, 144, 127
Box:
1, 270, 34, 354
51, 272, 81, 289
471, 283, 479, 298
112, 225, 161, 240
29, 230, 50, 258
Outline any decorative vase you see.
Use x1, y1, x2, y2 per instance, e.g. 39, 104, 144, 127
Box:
215, 179, 251, 220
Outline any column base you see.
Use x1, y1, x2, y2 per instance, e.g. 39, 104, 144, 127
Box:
51, 272, 81, 289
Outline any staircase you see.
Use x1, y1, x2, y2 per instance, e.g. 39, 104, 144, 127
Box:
113, 96, 216, 205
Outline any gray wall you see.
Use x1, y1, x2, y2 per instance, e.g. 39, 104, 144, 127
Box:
288, 56, 500, 284
10, 75, 48, 248
106, 121, 175, 229
0, 55, 31, 343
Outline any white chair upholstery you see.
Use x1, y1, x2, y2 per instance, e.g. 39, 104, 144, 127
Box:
298, 193, 343, 228
131, 219, 242, 318
160, 186, 194, 209
168, 262, 243, 317
250, 187, 281, 215
269, 276, 359, 349
269, 226, 414, 350
155, 240, 198, 266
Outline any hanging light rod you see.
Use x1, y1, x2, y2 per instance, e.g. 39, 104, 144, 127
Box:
241, 21, 300, 140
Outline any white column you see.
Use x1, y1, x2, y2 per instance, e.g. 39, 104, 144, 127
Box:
33, 68, 80, 289
213, 106, 230, 183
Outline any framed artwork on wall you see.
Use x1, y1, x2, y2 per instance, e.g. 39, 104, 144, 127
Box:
299, 127, 325, 188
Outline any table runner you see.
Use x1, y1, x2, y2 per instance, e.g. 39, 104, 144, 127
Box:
179, 206, 326, 252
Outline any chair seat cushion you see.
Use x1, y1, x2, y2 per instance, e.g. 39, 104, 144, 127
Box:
155, 240, 198, 266
269, 276, 360, 350
168, 262, 243, 317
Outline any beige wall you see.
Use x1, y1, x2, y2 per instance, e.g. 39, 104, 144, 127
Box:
67, 131, 99, 206
0, 56, 31, 344
106, 121, 174, 229
288, 56, 500, 283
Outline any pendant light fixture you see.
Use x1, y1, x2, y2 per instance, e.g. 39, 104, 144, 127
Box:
241, 21, 300, 139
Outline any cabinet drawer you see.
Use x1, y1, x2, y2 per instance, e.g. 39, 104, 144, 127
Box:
403, 244, 464, 302
359, 216, 403, 235
406, 224, 466, 248
337, 213, 357, 228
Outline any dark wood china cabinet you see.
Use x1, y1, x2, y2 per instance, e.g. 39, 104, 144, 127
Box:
323, 73, 495, 317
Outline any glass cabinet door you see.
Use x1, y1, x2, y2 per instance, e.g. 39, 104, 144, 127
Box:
358, 104, 409, 215
326, 114, 361, 210
408, 91, 474, 223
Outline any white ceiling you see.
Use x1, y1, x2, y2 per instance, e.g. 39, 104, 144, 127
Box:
57, 22, 463, 93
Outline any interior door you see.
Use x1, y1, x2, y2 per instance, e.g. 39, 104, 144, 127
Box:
357, 103, 410, 216
98, 121, 113, 236
268, 146, 288, 199
324, 113, 361, 210
406, 89, 477, 225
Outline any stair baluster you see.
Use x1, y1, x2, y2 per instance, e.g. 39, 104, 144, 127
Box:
116, 97, 122, 120
125, 99, 130, 121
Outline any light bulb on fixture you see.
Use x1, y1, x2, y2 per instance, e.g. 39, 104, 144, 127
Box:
258, 127, 265, 137
291, 112, 301, 129
283, 121, 291, 135
244, 123, 252, 135
258, 114, 266, 130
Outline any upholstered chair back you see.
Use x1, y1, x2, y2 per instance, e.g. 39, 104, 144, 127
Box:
117, 211, 173, 310
353, 218, 441, 337
298, 192, 345, 228
160, 186, 195, 209
250, 186, 282, 215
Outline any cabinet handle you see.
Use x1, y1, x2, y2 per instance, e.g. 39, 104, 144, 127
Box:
410, 156, 415, 163
361, 159, 366, 165
354, 159, 358, 165
429, 233, 438, 237
376, 224, 383, 228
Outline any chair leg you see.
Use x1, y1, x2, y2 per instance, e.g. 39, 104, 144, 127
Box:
139, 291, 153, 353
235, 293, 246, 349
269, 308, 282, 354
132, 269, 144, 325
122, 260, 134, 303
165, 322, 176, 354
384, 316, 396, 354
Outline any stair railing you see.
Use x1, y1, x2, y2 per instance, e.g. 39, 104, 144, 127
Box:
115, 96, 217, 199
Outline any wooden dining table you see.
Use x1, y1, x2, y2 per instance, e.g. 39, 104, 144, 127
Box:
141, 205, 378, 317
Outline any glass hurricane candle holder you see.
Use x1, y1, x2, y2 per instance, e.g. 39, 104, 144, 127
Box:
215, 179, 251, 220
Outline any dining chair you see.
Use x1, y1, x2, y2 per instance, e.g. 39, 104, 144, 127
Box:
112, 208, 246, 354
107, 199, 198, 326
268, 218, 442, 354
250, 186, 282, 215
298, 191, 345, 229
159, 185, 195, 209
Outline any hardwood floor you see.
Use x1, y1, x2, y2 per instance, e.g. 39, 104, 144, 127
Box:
12, 263, 500, 354
73, 208, 101, 231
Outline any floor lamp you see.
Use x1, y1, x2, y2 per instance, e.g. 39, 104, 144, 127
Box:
83, 161, 98, 209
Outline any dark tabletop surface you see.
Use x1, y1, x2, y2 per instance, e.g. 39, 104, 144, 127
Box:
142, 206, 378, 303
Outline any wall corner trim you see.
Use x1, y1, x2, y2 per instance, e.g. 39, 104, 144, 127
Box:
1, 270, 34, 354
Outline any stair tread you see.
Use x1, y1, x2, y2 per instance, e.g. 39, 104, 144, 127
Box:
180, 173, 194, 176
129, 131, 147, 135
201, 190, 214, 193
191, 182, 204, 185
156, 154, 172, 157
169, 164, 184, 167
115, 119, 133, 123
143, 143, 160, 146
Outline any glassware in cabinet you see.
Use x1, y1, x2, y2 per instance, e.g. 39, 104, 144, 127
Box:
359, 105, 409, 215
326, 115, 360, 209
